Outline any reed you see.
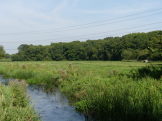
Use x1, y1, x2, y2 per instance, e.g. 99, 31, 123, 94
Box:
75, 77, 162, 121
0, 80, 40, 121
0, 61, 161, 121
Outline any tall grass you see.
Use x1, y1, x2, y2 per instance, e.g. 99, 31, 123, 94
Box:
0, 61, 161, 121
75, 77, 162, 121
0, 80, 40, 121
130, 65, 162, 80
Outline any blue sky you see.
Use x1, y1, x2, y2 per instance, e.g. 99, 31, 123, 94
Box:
0, 0, 162, 53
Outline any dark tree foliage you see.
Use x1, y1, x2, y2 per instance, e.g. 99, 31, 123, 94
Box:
0, 46, 6, 59
12, 44, 51, 61
11, 31, 162, 61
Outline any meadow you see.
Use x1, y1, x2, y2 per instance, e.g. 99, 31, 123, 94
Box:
0, 61, 161, 121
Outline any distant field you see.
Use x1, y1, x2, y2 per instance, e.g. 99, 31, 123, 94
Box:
0, 61, 161, 121
0, 61, 157, 74
0, 61, 150, 82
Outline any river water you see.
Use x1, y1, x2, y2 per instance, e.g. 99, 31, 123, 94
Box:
0, 76, 88, 121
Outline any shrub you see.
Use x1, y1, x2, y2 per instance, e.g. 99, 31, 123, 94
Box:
130, 65, 162, 80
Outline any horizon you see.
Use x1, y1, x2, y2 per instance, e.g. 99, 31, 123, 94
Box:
0, 0, 162, 54
3, 29, 162, 55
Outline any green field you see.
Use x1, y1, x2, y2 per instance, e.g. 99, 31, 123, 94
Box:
0, 61, 161, 121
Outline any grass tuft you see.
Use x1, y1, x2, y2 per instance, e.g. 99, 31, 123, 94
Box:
0, 80, 40, 121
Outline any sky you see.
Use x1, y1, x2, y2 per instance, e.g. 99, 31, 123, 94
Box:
0, 0, 162, 54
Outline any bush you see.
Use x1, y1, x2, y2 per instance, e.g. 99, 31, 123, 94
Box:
130, 65, 162, 80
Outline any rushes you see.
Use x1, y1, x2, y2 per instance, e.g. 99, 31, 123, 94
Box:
76, 78, 162, 121
130, 65, 162, 80
0, 80, 40, 121
0, 61, 161, 121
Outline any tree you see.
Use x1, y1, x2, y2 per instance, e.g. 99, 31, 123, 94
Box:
0, 46, 5, 59
11, 30, 162, 61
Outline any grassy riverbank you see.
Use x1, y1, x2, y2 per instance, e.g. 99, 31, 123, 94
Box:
0, 80, 39, 121
0, 61, 161, 121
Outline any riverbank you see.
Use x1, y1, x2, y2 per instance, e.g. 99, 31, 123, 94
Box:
0, 80, 39, 121
0, 61, 161, 121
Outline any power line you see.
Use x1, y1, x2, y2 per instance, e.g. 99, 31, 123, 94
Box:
4, 26, 162, 51
57, 8, 162, 29
1, 21, 162, 44
40, 11, 162, 34
49, 21, 162, 40
59, 26, 162, 41
0, 7, 162, 35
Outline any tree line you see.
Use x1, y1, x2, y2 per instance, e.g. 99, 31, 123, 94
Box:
1, 30, 162, 61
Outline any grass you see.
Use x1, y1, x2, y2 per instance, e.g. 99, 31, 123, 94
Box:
0, 61, 161, 121
0, 80, 40, 121
75, 77, 162, 121
130, 65, 162, 80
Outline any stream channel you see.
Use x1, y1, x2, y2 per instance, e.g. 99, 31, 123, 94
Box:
0, 76, 92, 121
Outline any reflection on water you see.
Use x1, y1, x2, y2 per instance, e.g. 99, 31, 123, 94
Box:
0, 76, 92, 121
28, 86, 86, 121
0, 76, 11, 85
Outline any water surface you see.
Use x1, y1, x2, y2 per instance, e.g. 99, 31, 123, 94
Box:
0, 76, 86, 121
28, 86, 86, 121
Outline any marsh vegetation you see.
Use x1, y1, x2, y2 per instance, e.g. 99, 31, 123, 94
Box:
0, 80, 39, 121
0, 61, 161, 121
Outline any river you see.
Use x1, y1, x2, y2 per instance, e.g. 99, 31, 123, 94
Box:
0, 76, 90, 121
